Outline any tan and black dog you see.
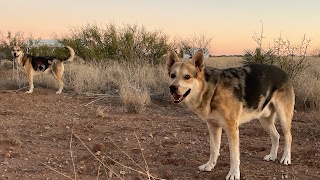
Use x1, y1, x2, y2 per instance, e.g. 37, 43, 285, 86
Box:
11, 45, 75, 94
166, 50, 294, 180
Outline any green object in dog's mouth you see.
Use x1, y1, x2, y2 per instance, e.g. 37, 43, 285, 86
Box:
173, 89, 191, 103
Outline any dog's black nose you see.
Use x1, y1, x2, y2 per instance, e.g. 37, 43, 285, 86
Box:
169, 85, 178, 94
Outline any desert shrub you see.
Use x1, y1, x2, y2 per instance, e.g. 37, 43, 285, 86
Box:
271, 35, 315, 79
243, 48, 277, 65
0, 31, 31, 59
119, 83, 150, 113
243, 33, 315, 80
169, 34, 213, 58
58, 23, 170, 64
0, 31, 69, 59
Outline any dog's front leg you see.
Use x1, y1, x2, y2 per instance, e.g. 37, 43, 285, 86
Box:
199, 122, 222, 171
26, 73, 34, 93
225, 124, 240, 180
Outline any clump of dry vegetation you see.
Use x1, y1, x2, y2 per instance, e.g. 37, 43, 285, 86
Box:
0, 59, 169, 113
294, 60, 320, 110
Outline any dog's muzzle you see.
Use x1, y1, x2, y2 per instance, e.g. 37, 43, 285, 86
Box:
169, 85, 191, 103
13, 53, 19, 58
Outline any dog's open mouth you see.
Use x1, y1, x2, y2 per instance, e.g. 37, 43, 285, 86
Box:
172, 89, 191, 103
14, 54, 20, 58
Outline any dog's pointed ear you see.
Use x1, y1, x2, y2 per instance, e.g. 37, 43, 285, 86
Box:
191, 49, 204, 71
166, 50, 180, 71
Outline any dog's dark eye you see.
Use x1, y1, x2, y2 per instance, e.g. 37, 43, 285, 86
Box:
170, 74, 176, 78
185, 75, 191, 80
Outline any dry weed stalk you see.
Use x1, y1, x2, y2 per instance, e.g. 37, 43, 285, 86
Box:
41, 163, 74, 180
73, 133, 163, 180
70, 119, 77, 179
134, 132, 151, 180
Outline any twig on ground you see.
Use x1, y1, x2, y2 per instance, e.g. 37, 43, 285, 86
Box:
70, 119, 77, 179
134, 132, 151, 180
73, 133, 123, 180
74, 133, 163, 180
84, 96, 106, 106
108, 137, 145, 172
106, 164, 113, 179
96, 162, 101, 180
14, 86, 29, 93
84, 92, 118, 97
41, 163, 74, 180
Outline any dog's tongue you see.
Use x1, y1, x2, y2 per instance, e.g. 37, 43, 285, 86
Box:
173, 94, 182, 100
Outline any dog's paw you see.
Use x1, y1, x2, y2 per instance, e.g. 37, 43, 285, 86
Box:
26, 90, 33, 93
198, 162, 216, 171
280, 153, 291, 165
225, 169, 240, 180
263, 154, 277, 162
56, 91, 62, 94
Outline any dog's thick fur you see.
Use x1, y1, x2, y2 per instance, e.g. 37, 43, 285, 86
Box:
166, 50, 294, 180
11, 45, 75, 94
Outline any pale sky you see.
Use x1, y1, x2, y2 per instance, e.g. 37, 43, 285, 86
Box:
1, 0, 320, 55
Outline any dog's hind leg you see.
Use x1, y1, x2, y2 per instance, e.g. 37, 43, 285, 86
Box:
53, 64, 65, 94
276, 106, 293, 165
53, 71, 64, 94
274, 87, 294, 165
225, 122, 240, 180
26, 73, 34, 93
199, 122, 222, 171
259, 111, 280, 161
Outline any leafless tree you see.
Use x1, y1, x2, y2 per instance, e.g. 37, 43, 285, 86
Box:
171, 34, 213, 57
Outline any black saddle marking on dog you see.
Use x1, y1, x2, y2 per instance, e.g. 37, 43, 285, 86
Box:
30, 56, 56, 71
243, 63, 289, 110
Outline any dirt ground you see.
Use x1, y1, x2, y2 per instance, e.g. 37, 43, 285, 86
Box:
0, 87, 319, 180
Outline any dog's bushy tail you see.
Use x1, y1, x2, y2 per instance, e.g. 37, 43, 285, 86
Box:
64, 46, 75, 62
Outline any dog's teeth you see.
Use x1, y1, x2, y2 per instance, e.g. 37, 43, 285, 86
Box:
173, 95, 182, 100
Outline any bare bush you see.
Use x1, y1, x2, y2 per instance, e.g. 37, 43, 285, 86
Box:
170, 34, 213, 58
272, 34, 315, 79
0, 31, 28, 59
243, 22, 315, 80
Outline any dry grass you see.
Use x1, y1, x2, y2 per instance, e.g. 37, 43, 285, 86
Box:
294, 60, 320, 111
205, 56, 243, 68
1, 56, 320, 119
0, 59, 170, 113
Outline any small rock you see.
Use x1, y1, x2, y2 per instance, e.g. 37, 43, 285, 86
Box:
8, 146, 15, 151
93, 143, 106, 153
149, 133, 154, 138
5, 153, 11, 158
1, 161, 9, 165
